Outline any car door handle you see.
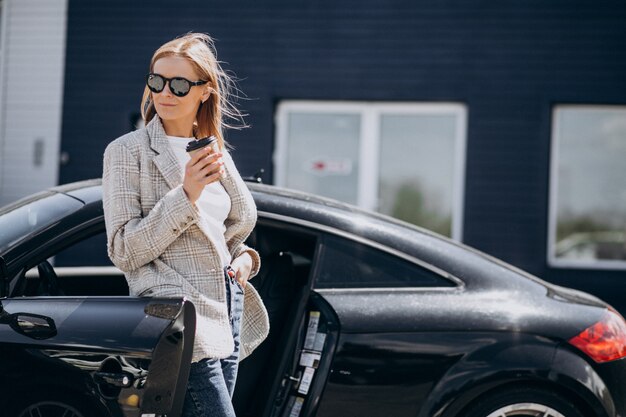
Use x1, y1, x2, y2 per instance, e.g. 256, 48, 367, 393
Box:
5, 313, 58, 340
94, 371, 133, 387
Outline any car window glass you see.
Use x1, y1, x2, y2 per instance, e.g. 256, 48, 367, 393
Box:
53, 230, 112, 267
316, 237, 455, 288
0, 193, 83, 252
22, 230, 125, 297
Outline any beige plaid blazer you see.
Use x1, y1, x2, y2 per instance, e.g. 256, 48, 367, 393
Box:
102, 116, 269, 362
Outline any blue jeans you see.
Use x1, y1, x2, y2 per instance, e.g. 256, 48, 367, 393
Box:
182, 269, 244, 417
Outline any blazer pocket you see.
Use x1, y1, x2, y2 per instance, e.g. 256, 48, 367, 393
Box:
129, 260, 185, 296
138, 283, 185, 298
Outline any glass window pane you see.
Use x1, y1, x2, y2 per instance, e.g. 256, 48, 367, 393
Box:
378, 114, 458, 237
284, 112, 360, 205
0, 192, 83, 253
316, 236, 454, 288
54, 231, 113, 267
552, 107, 626, 263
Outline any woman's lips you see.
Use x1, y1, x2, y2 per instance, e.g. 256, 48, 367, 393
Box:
158, 103, 177, 107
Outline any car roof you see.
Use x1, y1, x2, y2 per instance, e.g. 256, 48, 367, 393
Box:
0, 179, 576, 294
0, 178, 607, 326
55, 178, 447, 240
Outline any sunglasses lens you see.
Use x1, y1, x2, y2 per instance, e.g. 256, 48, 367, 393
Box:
147, 74, 165, 93
170, 78, 191, 97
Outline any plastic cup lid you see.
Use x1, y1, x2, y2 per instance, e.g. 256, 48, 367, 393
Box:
186, 136, 217, 152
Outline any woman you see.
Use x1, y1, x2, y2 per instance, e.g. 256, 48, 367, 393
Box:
102, 33, 269, 416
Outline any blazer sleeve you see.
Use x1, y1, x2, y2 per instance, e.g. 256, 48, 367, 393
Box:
220, 150, 262, 279
102, 140, 199, 272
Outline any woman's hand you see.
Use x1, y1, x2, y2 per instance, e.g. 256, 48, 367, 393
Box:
183, 147, 224, 203
231, 251, 253, 289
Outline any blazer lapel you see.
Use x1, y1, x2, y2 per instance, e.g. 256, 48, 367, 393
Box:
147, 116, 183, 190
146, 116, 249, 236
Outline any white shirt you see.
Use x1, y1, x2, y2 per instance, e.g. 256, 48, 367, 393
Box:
167, 135, 232, 267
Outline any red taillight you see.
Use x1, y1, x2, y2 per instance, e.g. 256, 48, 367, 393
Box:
569, 308, 626, 363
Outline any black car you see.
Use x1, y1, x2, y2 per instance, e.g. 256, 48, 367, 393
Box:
1, 179, 625, 417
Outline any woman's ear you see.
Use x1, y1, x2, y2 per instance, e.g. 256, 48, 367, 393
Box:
201, 85, 213, 103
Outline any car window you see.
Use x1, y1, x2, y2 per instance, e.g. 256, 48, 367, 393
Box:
316, 236, 455, 289
21, 229, 126, 297
54, 230, 112, 267
0, 192, 83, 253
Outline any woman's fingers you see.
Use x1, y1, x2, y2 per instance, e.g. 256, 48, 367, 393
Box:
189, 146, 214, 164
188, 153, 222, 172
182, 149, 224, 202
201, 169, 223, 185
187, 152, 223, 178
194, 161, 223, 180
186, 148, 221, 169
195, 151, 223, 168
231, 258, 250, 289
234, 268, 245, 288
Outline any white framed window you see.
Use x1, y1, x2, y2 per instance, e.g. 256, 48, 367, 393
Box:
548, 105, 626, 269
275, 101, 467, 240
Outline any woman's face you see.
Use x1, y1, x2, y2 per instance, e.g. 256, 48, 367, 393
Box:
151, 56, 209, 132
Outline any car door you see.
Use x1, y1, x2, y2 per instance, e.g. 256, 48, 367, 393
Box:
233, 213, 462, 417
310, 234, 463, 417
0, 295, 195, 417
0, 189, 194, 417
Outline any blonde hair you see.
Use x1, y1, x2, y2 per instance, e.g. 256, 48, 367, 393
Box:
140, 33, 246, 149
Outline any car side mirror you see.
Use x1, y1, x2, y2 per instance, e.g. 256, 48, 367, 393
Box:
0, 311, 57, 340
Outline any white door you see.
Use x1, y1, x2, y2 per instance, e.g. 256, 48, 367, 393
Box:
0, 0, 68, 206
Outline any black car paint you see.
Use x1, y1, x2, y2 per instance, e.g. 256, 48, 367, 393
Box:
318, 331, 554, 417
250, 184, 622, 417
313, 287, 613, 417
1, 297, 169, 352
0, 296, 194, 416
1, 179, 626, 417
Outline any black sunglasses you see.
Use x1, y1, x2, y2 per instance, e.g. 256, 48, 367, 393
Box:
146, 73, 208, 97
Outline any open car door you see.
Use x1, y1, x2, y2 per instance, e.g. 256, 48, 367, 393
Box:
0, 296, 195, 417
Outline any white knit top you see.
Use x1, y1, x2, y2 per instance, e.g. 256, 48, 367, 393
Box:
167, 135, 232, 267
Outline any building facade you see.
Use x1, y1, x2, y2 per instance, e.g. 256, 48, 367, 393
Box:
1, 0, 625, 307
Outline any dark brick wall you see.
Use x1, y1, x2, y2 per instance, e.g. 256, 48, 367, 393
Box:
60, 0, 626, 305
